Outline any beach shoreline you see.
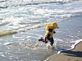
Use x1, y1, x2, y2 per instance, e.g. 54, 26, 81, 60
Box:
45, 41, 82, 61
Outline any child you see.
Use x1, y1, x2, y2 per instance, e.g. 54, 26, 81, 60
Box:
39, 22, 59, 48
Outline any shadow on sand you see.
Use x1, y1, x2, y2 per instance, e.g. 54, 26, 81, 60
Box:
61, 50, 82, 57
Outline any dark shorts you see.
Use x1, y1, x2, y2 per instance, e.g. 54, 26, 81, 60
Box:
47, 37, 54, 46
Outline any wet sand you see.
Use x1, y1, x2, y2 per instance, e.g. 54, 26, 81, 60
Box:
46, 41, 82, 61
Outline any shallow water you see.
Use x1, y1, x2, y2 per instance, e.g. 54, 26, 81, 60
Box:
0, 0, 82, 61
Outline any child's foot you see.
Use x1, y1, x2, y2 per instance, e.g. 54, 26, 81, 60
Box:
38, 37, 43, 41
48, 45, 55, 49
47, 44, 54, 49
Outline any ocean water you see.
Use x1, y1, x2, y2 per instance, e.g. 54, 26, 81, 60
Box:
0, 0, 82, 61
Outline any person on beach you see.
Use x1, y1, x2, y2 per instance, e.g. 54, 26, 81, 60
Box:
38, 22, 59, 48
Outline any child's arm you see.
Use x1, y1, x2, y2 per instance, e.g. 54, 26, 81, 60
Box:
48, 29, 53, 32
48, 29, 56, 34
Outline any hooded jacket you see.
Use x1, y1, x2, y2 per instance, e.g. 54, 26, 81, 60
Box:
45, 22, 59, 38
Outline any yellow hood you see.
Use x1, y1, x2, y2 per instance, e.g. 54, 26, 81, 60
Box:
46, 22, 59, 30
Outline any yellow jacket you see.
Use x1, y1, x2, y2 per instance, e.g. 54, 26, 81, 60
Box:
45, 22, 59, 38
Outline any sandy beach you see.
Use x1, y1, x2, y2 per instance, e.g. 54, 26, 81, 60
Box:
46, 41, 82, 61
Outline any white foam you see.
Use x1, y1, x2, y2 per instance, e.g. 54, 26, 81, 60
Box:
36, 8, 82, 14
3, 16, 23, 25
71, 39, 82, 50
6, 0, 82, 6
31, 7, 82, 20
3, 42, 13, 45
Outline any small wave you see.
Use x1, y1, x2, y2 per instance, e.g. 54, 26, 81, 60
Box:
2, 0, 82, 8
0, 1, 8, 9
0, 22, 9, 26
0, 30, 17, 37
0, 0, 7, 3
71, 39, 82, 50
56, 39, 82, 51
0, 6, 8, 9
